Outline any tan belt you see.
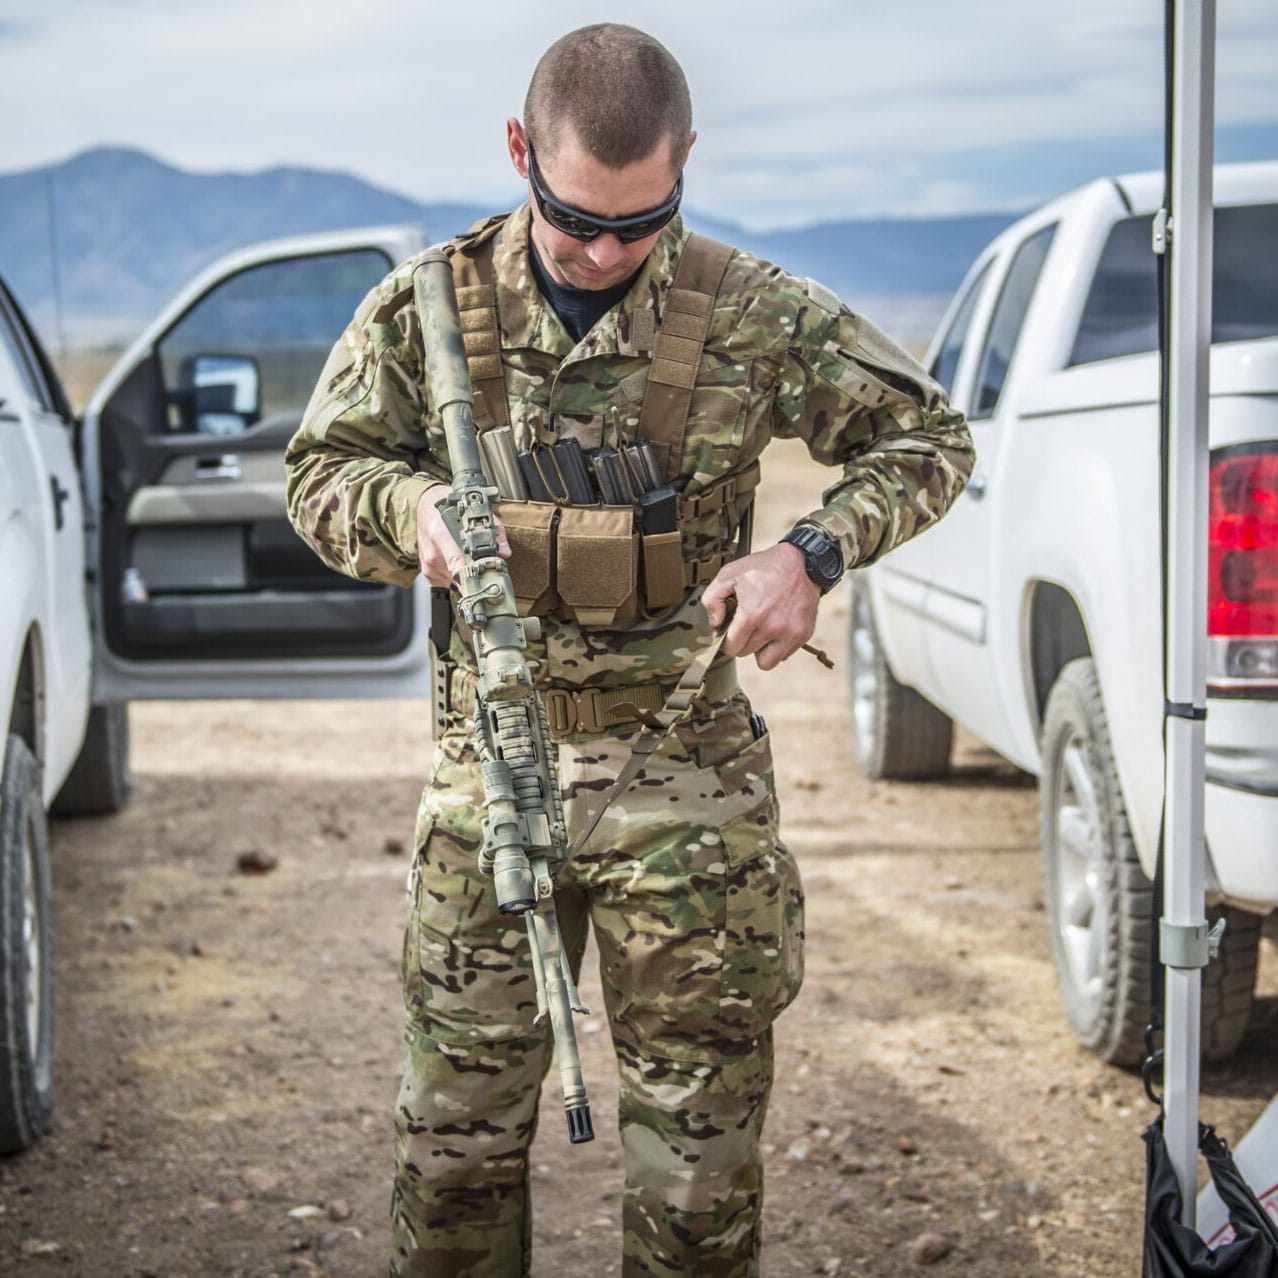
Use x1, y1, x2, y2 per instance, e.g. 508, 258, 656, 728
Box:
445, 659, 739, 741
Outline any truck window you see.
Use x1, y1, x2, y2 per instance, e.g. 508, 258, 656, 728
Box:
1070, 202, 1278, 365
929, 261, 992, 396
155, 249, 390, 435
971, 224, 1056, 419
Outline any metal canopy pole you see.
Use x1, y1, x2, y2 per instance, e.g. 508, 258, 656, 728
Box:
1161, 0, 1215, 1224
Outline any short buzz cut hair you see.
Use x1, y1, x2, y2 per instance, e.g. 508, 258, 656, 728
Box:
524, 24, 692, 172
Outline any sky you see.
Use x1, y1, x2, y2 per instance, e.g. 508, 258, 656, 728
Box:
2, 0, 1276, 229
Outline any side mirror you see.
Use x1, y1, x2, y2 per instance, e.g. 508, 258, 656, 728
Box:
176, 354, 262, 435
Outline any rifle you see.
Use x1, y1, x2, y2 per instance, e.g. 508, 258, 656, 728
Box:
411, 250, 594, 1144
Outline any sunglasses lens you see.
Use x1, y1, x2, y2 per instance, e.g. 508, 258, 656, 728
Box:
616, 212, 675, 243
543, 203, 676, 244
543, 206, 603, 241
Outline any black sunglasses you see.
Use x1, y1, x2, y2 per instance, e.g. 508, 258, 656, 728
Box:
526, 141, 682, 244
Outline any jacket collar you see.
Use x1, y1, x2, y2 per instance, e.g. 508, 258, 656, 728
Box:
489, 203, 691, 362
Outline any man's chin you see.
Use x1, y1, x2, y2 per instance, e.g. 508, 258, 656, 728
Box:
562, 262, 627, 290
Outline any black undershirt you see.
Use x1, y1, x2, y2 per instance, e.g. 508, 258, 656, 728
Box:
529, 242, 641, 343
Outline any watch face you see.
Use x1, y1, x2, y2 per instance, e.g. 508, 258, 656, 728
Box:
784, 525, 844, 591
813, 544, 842, 583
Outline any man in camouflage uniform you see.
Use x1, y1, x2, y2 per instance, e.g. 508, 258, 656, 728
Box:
285, 23, 973, 1278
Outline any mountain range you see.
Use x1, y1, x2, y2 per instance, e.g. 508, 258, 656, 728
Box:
0, 147, 1019, 350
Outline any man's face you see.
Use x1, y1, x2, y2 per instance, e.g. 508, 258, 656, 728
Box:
508, 121, 687, 292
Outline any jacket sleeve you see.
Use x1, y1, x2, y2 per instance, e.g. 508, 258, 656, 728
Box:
774, 281, 975, 568
284, 269, 449, 587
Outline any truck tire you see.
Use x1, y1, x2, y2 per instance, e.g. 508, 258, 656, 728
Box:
1040, 658, 1152, 1065
0, 734, 54, 1153
51, 701, 131, 817
848, 585, 953, 779
1200, 905, 1260, 1062
1041, 660, 1261, 1064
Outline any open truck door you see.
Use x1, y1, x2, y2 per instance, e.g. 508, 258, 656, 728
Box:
80, 225, 431, 701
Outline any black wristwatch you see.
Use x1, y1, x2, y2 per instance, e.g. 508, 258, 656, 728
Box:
781, 523, 845, 595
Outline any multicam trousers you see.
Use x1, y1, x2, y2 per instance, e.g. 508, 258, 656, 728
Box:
390, 694, 804, 1277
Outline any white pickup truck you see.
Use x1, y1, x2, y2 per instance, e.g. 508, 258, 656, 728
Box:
1, 223, 433, 1153
850, 161, 1278, 1066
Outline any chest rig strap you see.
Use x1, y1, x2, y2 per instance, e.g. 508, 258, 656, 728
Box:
450, 215, 511, 430
637, 234, 736, 482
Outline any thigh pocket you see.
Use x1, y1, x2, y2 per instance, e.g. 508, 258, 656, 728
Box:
719, 837, 805, 1044
406, 747, 542, 1044
598, 760, 803, 1063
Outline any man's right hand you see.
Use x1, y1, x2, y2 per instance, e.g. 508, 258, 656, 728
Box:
415, 483, 510, 586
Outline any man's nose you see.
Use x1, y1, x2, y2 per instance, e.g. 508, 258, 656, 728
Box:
585, 233, 625, 269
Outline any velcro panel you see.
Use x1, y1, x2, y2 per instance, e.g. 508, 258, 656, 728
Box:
469, 355, 503, 381
667, 287, 713, 318
659, 309, 708, 341
631, 308, 657, 351
556, 505, 638, 624
493, 499, 557, 614
455, 284, 495, 310
649, 359, 699, 390
654, 334, 704, 367
463, 329, 499, 355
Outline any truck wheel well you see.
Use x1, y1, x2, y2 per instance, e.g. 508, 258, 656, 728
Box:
7, 631, 44, 765
1029, 583, 1090, 725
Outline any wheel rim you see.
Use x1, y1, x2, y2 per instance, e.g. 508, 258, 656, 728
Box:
1051, 728, 1108, 1016
21, 807, 47, 1067
850, 596, 880, 764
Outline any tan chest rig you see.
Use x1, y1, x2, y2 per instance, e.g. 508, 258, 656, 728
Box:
449, 224, 759, 628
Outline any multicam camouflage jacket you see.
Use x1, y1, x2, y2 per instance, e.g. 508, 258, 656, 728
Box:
284, 203, 974, 690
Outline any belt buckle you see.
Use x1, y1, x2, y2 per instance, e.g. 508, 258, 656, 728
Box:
543, 689, 575, 739
572, 688, 606, 735
542, 687, 606, 739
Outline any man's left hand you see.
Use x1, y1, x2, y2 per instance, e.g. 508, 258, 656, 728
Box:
701, 543, 821, 670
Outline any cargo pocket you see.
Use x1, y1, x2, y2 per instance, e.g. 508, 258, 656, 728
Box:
597, 796, 801, 1063
494, 500, 557, 616
719, 835, 805, 1044
407, 735, 542, 1044
555, 505, 639, 626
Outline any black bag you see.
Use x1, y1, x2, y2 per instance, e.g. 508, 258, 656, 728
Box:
1143, 1120, 1278, 1276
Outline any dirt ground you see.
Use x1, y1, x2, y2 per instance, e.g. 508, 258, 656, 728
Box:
3, 440, 1275, 1277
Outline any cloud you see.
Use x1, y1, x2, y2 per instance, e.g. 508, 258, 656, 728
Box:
0, 0, 1274, 223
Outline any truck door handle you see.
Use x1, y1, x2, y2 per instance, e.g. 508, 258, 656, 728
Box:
966, 472, 987, 501
50, 475, 71, 531
194, 454, 243, 481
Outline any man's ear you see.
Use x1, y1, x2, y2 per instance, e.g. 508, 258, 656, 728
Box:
507, 118, 529, 180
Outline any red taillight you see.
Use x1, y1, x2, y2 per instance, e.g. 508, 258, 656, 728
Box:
1208, 449, 1278, 638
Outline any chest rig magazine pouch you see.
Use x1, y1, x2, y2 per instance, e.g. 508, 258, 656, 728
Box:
447, 223, 759, 628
